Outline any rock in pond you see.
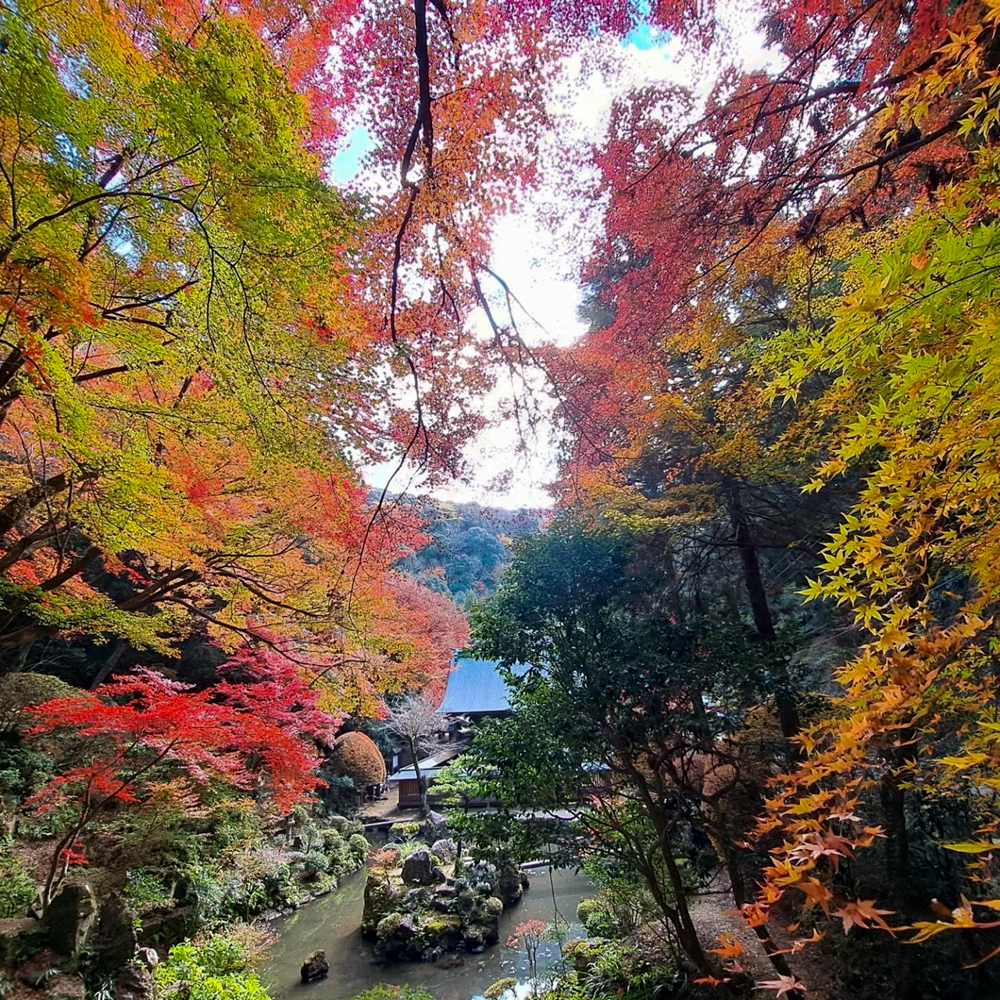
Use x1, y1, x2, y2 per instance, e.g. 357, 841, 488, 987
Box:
431, 838, 457, 861
300, 950, 330, 983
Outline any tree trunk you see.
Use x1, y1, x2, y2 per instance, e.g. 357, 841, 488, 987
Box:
724, 842, 798, 979
409, 737, 428, 815
90, 641, 126, 690
724, 479, 800, 742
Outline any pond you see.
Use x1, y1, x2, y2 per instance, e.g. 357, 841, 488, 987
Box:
262, 866, 593, 1000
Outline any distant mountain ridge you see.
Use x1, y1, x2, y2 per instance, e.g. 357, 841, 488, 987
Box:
394, 499, 543, 605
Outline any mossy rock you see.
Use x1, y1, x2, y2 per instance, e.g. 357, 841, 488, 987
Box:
421, 915, 461, 936
376, 913, 408, 943
362, 874, 400, 939
419, 914, 462, 950
484, 978, 516, 999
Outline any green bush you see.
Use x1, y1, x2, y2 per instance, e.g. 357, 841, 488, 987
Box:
324, 837, 354, 877
326, 815, 350, 835
0, 849, 36, 917
154, 934, 272, 1000
123, 870, 174, 917
348, 833, 369, 860
351, 987, 436, 1000
394, 839, 424, 860
321, 828, 343, 848
388, 821, 421, 839
483, 979, 516, 1000
294, 851, 329, 875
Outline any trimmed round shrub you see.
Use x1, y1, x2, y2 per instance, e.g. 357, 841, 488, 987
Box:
375, 912, 404, 942
484, 978, 516, 999
327, 815, 350, 835
0, 673, 77, 735
348, 833, 369, 859
389, 821, 421, 839
295, 851, 329, 875
328, 733, 386, 788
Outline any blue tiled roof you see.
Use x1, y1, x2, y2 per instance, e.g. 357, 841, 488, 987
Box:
436, 656, 531, 715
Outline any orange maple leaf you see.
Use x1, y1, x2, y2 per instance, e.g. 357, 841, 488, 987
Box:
710, 934, 744, 960
755, 974, 807, 996
799, 877, 833, 914
834, 899, 895, 933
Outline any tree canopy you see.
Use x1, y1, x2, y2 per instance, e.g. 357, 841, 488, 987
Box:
5, 0, 1000, 993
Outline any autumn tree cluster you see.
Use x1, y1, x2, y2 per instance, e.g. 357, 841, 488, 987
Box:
9, 0, 1000, 993
490, 0, 1000, 994
333, 0, 1000, 995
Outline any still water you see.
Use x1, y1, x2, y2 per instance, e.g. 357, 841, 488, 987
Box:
262, 867, 592, 1000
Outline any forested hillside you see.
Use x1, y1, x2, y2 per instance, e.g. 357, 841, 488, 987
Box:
395, 502, 541, 605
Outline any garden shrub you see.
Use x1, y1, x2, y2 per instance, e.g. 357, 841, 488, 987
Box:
483, 978, 516, 999
348, 833, 369, 859
394, 839, 424, 860
154, 933, 273, 1000
0, 673, 76, 736
326, 815, 350, 834
294, 851, 329, 876
0, 849, 36, 917
123, 869, 174, 917
351, 986, 435, 1000
389, 821, 421, 839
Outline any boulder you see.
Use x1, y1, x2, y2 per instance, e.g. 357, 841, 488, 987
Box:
462, 928, 484, 951
0, 917, 44, 966
42, 974, 86, 1000
91, 895, 137, 974
299, 950, 329, 983
113, 963, 153, 1000
422, 812, 447, 838
361, 873, 399, 939
403, 887, 430, 909
375, 913, 419, 959
430, 839, 457, 862
430, 865, 447, 884
497, 866, 524, 907
401, 849, 435, 886
42, 884, 97, 956
419, 915, 462, 951
482, 916, 500, 945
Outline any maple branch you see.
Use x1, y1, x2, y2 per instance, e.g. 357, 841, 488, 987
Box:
0, 471, 94, 537
39, 546, 100, 592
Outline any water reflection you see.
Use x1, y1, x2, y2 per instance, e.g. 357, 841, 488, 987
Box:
262, 867, 592, 1000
